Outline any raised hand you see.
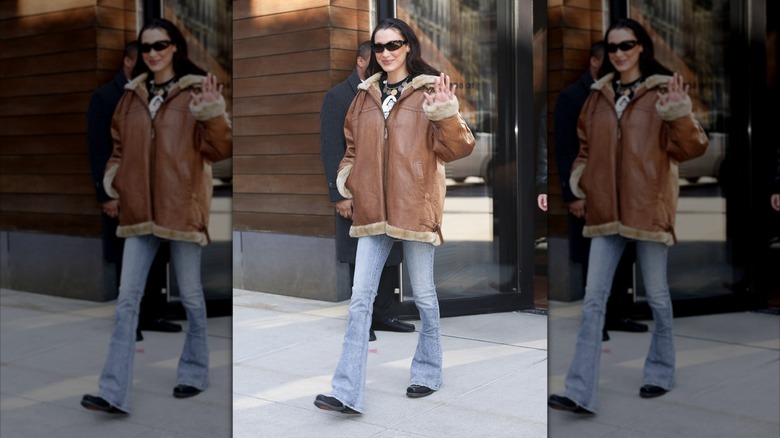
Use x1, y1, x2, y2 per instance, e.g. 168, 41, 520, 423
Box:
424, 73, 456, 106
191, 73, 223, 106
657, 72, 689, 106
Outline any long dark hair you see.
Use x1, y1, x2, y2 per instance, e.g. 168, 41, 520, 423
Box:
366, 18, 440, 78
599, 18, 672, 79
132, 18, 206, 79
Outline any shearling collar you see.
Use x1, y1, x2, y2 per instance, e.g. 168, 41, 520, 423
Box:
125, 73, 206, 92
591, 73, 672, 93
358, 72, 439, 92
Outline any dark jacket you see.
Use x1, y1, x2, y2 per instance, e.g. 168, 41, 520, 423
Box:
536, 102, 547, 195
570, 73, 709, 245
337, 73, 475, 245
87, 71, 128, 262
104, 73, 232, 246
554, 72, 594, 203
319, 70, 402, 264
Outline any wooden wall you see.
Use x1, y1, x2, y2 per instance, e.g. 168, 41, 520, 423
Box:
232, 0, 370, 238
546, 0, 603, 237
0, 0, 135, 236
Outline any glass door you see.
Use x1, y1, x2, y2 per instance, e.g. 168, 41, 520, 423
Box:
390, 0, 538, 317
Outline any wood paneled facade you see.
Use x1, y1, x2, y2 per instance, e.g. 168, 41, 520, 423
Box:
233, 0, 369, 238
546, 0, 603, 238
232, 0, 370, 300
0, 0, 136, 236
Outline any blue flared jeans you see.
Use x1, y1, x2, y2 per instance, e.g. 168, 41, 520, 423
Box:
97, 235, 209, 412
563, 234, 675, 413
329, 234, 442, 413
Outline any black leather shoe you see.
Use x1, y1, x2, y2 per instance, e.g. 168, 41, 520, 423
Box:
173, 384, 202, 399
136, 329, 143, 342
140, 318, 183, 333
548, 394, 593, 414
314, 394, 360, 414
639, 384, 668, 398
81, 394, 127, 414
606, 318, 649, 333
369, 329, 377, 342
372, 317, 415, 333
602, 329, 609, 342
406, 384, 435, 398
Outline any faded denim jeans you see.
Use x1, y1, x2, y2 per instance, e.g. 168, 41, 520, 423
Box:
97, 235, 209, 412
563, 234, 675, 413
329, 234, 441, 413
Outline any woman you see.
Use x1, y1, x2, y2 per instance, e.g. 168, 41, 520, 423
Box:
81, 18, 232, 414
548, 18, 708, 414
314, 18, 475, 414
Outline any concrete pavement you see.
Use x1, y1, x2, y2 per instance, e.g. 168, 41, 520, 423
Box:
548, 300, 780, 438
0, 288, 231, 438
232, 288, 548, 438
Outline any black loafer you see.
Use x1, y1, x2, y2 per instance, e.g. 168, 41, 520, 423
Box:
314, 394, 360, 414
173, 384, 202, 399
548, 394, 593, 414
369, 329, 377, 342
406, 384, 435, 398
639, 384, 668, 398
140, 318, 183, 333
606, 318, 649, 333
372, 317, 415, 333
81, 394, 127, 414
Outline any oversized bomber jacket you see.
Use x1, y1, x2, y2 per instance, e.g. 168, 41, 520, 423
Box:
570, 73, 709, 245
104, 73, 232, 246
336, 72, 475, 245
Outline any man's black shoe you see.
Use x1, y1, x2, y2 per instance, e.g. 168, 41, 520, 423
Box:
639, 384, 668, 398
406, 384, 435, 398
140, 318, 182, 333
369, 329, 377, 342
314, 394, 360, 414
173, 384, 202, 399
136, 329, 143, 342
602, 329, 609, 342
372, 317, 415, 333
81, 394, 127, 414
606, 318, 649, 333
547, 394, 593, 414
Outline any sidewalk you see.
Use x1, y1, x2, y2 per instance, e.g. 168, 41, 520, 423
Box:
232, 288, 548, 438
548, 300, 780, 438
0, 288, 232, 438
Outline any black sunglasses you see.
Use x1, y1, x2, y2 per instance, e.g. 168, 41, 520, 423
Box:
606, 40, 639, 53
372, 40, 407, 53
140, 40, 173, 53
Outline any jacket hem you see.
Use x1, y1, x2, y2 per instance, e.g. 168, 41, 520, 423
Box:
349, 222, 441, 246
116, 222, 209, 246
583, 222, 675, 246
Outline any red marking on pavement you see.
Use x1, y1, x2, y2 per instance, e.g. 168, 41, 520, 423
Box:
368, 349, 378, 354
136, 349, 144, 353
602, 348, 611, 353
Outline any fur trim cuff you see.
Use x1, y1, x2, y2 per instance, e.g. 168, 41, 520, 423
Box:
423, 96, 460, 121
103, 165, 119, 199
569, 164, 586, 199
656, 95, 692, 121
336, 164, 353, 199
190, 95, 226, 121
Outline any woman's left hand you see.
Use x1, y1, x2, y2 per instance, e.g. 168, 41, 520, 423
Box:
424, 73, 456, 106
191, 73, 223, 106
657, 72, 689, 106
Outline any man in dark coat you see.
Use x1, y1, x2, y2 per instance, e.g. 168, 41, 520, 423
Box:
553, 40, 647, 339
86, 41, 181, 340
319, 41, 415, 340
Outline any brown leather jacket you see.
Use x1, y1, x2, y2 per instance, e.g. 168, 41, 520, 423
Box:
336, 73, 475, 245
570, 73, 708, 245
104, 73, 232, 245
